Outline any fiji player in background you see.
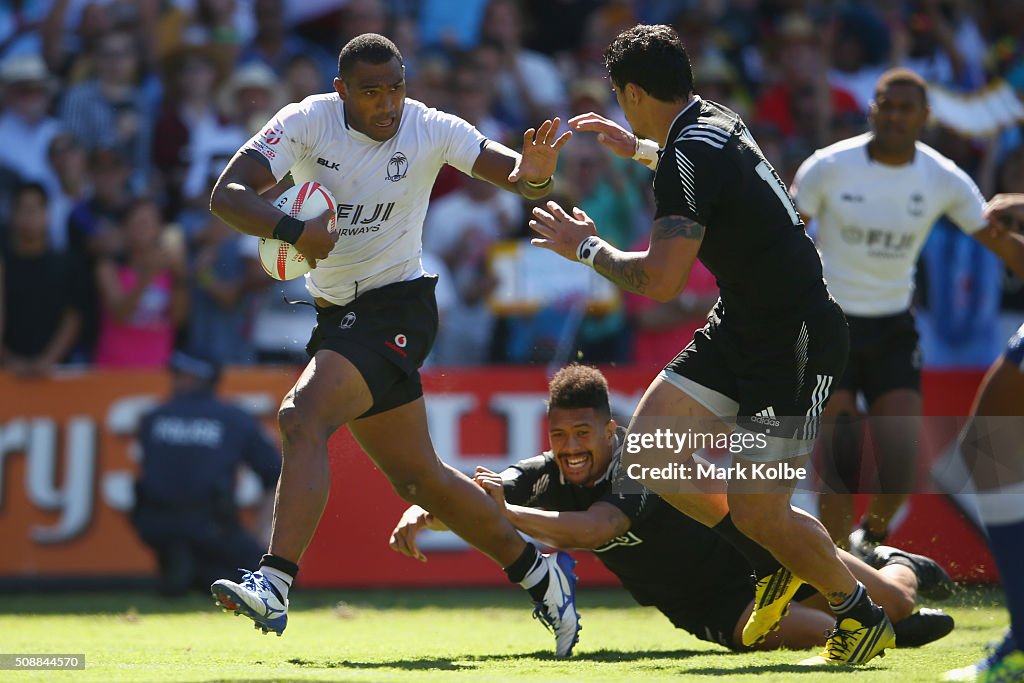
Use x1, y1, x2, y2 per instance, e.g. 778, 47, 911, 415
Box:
205, 33, 584, 657
791, 68, 1024, 560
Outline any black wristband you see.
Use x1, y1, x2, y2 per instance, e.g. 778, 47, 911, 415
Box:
272, 215, 305, 245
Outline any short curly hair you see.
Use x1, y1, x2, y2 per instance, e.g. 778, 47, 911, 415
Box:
604, 24, 693, 102
338, 33, 403, 79
874, 67, 928, 106
548, 365, 611, 421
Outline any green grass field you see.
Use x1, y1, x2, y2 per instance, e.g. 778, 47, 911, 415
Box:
0, 586, 1009, 682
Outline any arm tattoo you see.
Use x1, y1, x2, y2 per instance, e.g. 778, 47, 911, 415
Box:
594, 250, 650, 295
652, 215, 706, 241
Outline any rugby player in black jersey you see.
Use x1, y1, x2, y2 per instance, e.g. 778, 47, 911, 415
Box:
390, 365, 955, 652
528, 24, 891, 665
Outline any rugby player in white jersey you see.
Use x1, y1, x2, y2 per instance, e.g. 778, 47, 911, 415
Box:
792, 68, 1024, 559
206, 33, 582, 656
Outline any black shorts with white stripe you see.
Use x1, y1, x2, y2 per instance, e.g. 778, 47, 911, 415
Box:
663, 298, 849, 456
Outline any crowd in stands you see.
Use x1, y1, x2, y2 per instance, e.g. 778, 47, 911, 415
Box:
0, 0, 1022, 374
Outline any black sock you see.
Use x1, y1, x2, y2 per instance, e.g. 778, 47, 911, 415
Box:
831, 581, 880, 624
712, 513, 782, 579
504, 543, 549, 602
260, 553, 299, 581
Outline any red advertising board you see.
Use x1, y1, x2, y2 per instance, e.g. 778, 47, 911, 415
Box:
0, 366, 999, 588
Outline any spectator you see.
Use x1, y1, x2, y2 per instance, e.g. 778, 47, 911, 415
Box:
827, 5, 891, 111
216, 59, 280, 135
448, 52, 513, 146
66, 147, 133, 361
424, 175, 522, 365
185, 213, 265, 364
132, 351, 280, 596
239, 0, 335, 85
559, 135, 645, 363
0, 182, 85, 376
58, 29, 154, 193
282, 53, 323, 104
152, 44, 226, 219
0, 53, 62, 187
755, 14, 861, 150
478, 0, 567, 130
336, 0, 388, 48
417, 0, 490, 52
157, 0, 253, 78
94, 197, 188, 368
44, 132, 89, 251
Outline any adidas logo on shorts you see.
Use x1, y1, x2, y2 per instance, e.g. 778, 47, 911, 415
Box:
751, 406, 781, 428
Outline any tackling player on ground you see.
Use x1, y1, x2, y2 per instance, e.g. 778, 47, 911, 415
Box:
391, 364, 958, 653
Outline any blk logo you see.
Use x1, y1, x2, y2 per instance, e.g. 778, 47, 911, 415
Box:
317, 157, 340, 170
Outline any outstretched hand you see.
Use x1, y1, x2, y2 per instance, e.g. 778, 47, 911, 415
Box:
509, 117, 573, 183
568, 112, 637, 158
388, 505, 437, 562
985, 193, 1024, 237
529, 200, 598, 261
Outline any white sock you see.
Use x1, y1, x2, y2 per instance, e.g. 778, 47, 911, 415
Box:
260, 566, 293, 601
520, 553, 549, 591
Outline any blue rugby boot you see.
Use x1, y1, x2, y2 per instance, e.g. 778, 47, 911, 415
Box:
211, 570, 288, 636
532, 551, 581, 657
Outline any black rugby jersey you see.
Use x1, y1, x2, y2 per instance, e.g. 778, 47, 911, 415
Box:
501, 430, 751, 610
653, 97, 830, 327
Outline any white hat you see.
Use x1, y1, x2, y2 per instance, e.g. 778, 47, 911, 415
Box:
0, 54, 54, 88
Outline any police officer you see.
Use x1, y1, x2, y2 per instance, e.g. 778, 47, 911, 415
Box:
132, 352, 280, 596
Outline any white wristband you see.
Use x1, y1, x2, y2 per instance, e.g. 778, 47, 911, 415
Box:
576, 235, 607, 267
632, 137, 660, 170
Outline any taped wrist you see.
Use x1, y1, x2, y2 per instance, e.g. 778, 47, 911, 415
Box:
577, 235, 607, 267
273, 215, 305, 245
632, 137, 661, 170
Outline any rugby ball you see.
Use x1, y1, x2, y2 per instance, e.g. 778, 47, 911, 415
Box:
258, 181, 338, 281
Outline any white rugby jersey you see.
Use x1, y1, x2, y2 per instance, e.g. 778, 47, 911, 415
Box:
242, 93, 486, 304
793, 133, 987, 316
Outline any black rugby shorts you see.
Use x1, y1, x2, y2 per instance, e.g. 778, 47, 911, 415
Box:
836, 310, 921, 403
663, 299, 849, 459
305, 275, 439, 418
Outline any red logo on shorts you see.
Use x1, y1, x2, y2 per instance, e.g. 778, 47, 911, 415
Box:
385, 333, 408, 357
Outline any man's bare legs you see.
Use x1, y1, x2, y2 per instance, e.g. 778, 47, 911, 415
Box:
819, 388, 921, 552
627, 377, 860, 600
269, 352, 374, 563
349, 397, 525, 566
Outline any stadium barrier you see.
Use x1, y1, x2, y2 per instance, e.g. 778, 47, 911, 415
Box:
0, 366, 999, 587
